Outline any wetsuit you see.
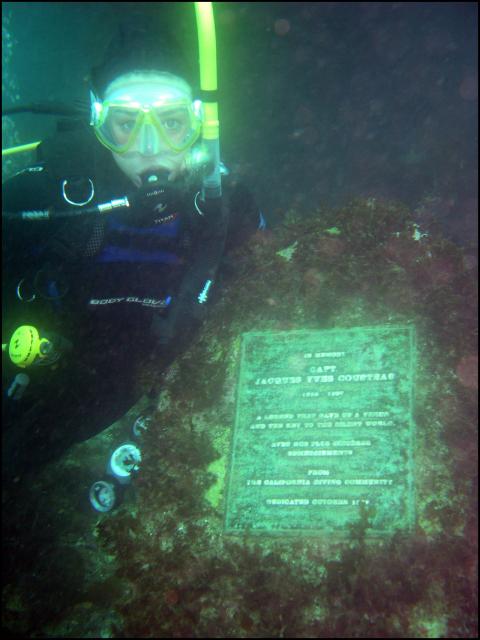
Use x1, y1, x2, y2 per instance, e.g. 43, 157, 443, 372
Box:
2, 125, 261, 477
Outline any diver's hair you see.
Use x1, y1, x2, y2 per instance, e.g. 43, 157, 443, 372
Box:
89, 15, 192, 98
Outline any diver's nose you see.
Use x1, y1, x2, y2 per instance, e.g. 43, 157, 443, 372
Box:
138, 123, 165, 156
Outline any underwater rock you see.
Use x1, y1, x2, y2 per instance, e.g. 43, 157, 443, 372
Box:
100, 197, 476, 637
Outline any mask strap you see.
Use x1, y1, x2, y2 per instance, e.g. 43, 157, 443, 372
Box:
89, 90, 102, 127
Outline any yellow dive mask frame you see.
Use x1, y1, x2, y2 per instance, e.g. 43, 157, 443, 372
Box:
91, 96, 203, 155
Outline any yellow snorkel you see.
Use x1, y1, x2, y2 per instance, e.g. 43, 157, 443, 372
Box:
194, 1, 222, 199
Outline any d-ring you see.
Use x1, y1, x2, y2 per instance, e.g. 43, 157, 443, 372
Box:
16, 278, 36, 302
62, 178, 95, 206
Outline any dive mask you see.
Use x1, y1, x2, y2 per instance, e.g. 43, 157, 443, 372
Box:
90, 76, 203, 155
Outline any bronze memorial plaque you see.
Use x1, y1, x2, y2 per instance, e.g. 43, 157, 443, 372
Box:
225, 325, 416, 536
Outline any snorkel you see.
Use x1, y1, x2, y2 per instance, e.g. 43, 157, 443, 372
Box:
194, 2, 222, 201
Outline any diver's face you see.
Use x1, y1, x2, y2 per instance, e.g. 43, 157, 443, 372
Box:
103, 72, 194, 187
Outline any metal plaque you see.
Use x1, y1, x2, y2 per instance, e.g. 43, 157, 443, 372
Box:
225, 325, 416, 536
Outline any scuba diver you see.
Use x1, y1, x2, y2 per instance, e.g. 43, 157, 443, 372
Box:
2, 15, 263, 480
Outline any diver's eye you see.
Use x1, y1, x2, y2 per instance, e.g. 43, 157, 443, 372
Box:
162, 118, 182, 131
119, 120, 136, 133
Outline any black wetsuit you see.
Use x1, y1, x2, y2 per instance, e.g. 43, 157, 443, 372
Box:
2, 126, 261, 477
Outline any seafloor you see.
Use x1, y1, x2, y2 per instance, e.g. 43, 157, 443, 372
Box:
2, 198, 477, 638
